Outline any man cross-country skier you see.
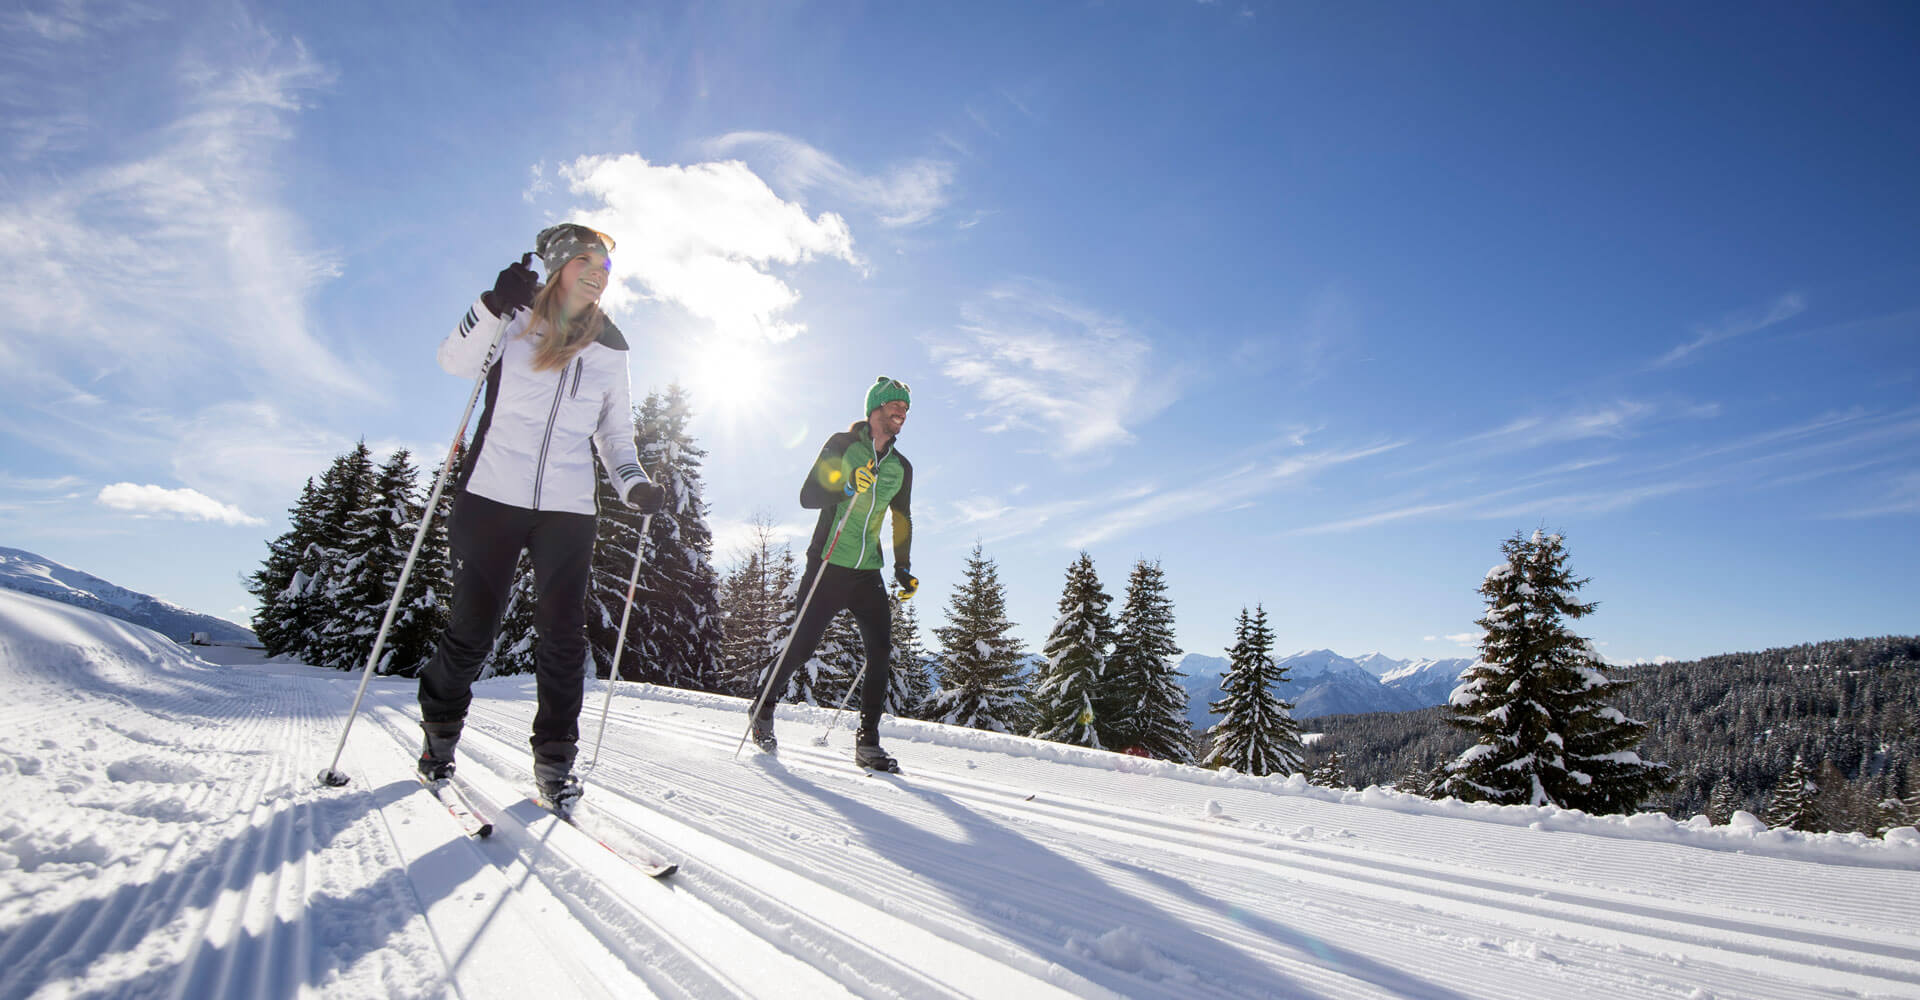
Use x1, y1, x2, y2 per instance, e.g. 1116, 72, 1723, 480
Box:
750, 376, 917, 771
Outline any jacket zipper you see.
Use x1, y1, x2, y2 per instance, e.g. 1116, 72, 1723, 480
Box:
852, 443, 889, 569
530, 360, 572, 508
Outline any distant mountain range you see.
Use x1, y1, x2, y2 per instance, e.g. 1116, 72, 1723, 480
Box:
1177, 648, 1477, 729
0, 546, 256, 644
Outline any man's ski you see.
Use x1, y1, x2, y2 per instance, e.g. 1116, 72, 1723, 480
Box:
535, 796, 678, 878
418, 773, 493, 838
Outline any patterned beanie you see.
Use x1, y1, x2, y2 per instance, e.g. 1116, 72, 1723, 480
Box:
534, 223, 615, 277
865, 376, 911, 415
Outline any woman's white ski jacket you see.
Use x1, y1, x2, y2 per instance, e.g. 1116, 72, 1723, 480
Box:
438, 297, 649, 515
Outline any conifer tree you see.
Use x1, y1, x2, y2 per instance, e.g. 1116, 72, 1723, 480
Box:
1443, 530, 1672, 813
1204, 605, 1303, 776
311, 450, 447, 676
249, 476, 327, 656
719, 515, 795, 697
783, 607, 864, 707
488, 552, 540, 677
383, 477, 453, 677
588, 385, 725, 689
1706, 781, 1742, 825
1031, 552, 1116, 748
288, 442, 377, 667
1309, 749, 1350, 790
1767, 755, 1823, 831
889, 595, 934, 719
927, 543, 1030, 733
1101, 559, 1193, 762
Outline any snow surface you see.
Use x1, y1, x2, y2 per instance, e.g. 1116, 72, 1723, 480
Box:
3, 586, 1918, 999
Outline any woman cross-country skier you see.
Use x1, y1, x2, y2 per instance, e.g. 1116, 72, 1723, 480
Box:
749, 376, 917, 771
415, 223, 665, 813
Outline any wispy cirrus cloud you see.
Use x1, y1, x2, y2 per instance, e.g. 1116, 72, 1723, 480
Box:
703, 131, 954, 228
930, 283, 1181, 454
97, 483, 262, 526
0, 20, 348, 403
560, 152, 864, 343
1652, 292, 1806, 369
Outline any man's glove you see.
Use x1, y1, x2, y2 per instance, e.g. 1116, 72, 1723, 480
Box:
484, 253, 539, 317
843, 462, 876, 497
625, 481, 667, 515
894, 567, 918, 601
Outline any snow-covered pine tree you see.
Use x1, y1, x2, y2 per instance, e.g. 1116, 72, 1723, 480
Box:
1100, 559, 1193, 763
586, 385, 725, 690
1767, 755, 1823, 831
310, 449, 447, 676
717, 514, 792, 697
783, 605, 863, 708
1706, 781, 1742, 825
1443, 530, 1672, 813
488, 551, 540, 677
927, 542, 1031, 733
249, 476, 328, 656
1030, 552, 1115, 748
1309, 749, 1350, 790
289, 442, 377, 667
1873, 797, 1912, 837
1204, 605, 1304, 776
383, 472, 453, 677
888, 595, 934, 719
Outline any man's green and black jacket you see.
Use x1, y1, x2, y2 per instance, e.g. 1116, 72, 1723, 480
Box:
801, 422, 912, 577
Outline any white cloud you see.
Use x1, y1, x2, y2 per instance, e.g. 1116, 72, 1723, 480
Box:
1652, 293, 1807, 368
97, 483, 262, 526
1067, 441, 1404, 547
0, 29, 349, 400
559, 153, 864, 343
1443, 633, 1478, 645
705, 132, 954, 228
930, 283, 1180, 454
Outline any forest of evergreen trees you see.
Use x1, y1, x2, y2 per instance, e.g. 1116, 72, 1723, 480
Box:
247, 398, 1914, 836
1306, 636, 1920, 835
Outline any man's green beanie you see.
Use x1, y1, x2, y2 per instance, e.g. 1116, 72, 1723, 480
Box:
865, 376, 911, 415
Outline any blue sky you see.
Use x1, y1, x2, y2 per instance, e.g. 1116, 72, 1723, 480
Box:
3, 1, 1915, 666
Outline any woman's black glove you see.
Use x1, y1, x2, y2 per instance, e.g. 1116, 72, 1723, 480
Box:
484, 253, 539, 317
626, 481, 668, 515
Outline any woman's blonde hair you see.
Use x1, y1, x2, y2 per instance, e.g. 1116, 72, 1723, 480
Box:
523, 259, 607, 372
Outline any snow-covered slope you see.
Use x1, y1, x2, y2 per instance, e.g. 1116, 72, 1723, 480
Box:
0, 545, 255, 643
1380, 656, 1479, 707
4, 586, 1918, 999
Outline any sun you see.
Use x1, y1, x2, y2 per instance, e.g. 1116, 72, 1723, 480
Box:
674, 338, 784, 438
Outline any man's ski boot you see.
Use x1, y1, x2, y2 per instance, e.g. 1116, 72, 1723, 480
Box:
536, 774, 584, 818
854, 728, 900, 773
417, 721, 461, 782
750, 717, 778, 754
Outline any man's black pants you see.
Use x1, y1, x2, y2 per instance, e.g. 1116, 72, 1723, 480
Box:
756, 561, 892, 733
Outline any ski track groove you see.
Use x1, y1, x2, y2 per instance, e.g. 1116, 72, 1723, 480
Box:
1, 651, 333, 1000
414, 704, 974, 999
568, 698, 1920, 1000
434, 698, 1103, 1000
13, 625, 1918, 1000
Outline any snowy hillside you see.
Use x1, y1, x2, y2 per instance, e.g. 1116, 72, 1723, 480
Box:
4, 586, 1918, 1000
0, 545, 256, 643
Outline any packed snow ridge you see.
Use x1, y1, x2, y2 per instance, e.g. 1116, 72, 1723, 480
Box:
2, 587, 1916, 999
